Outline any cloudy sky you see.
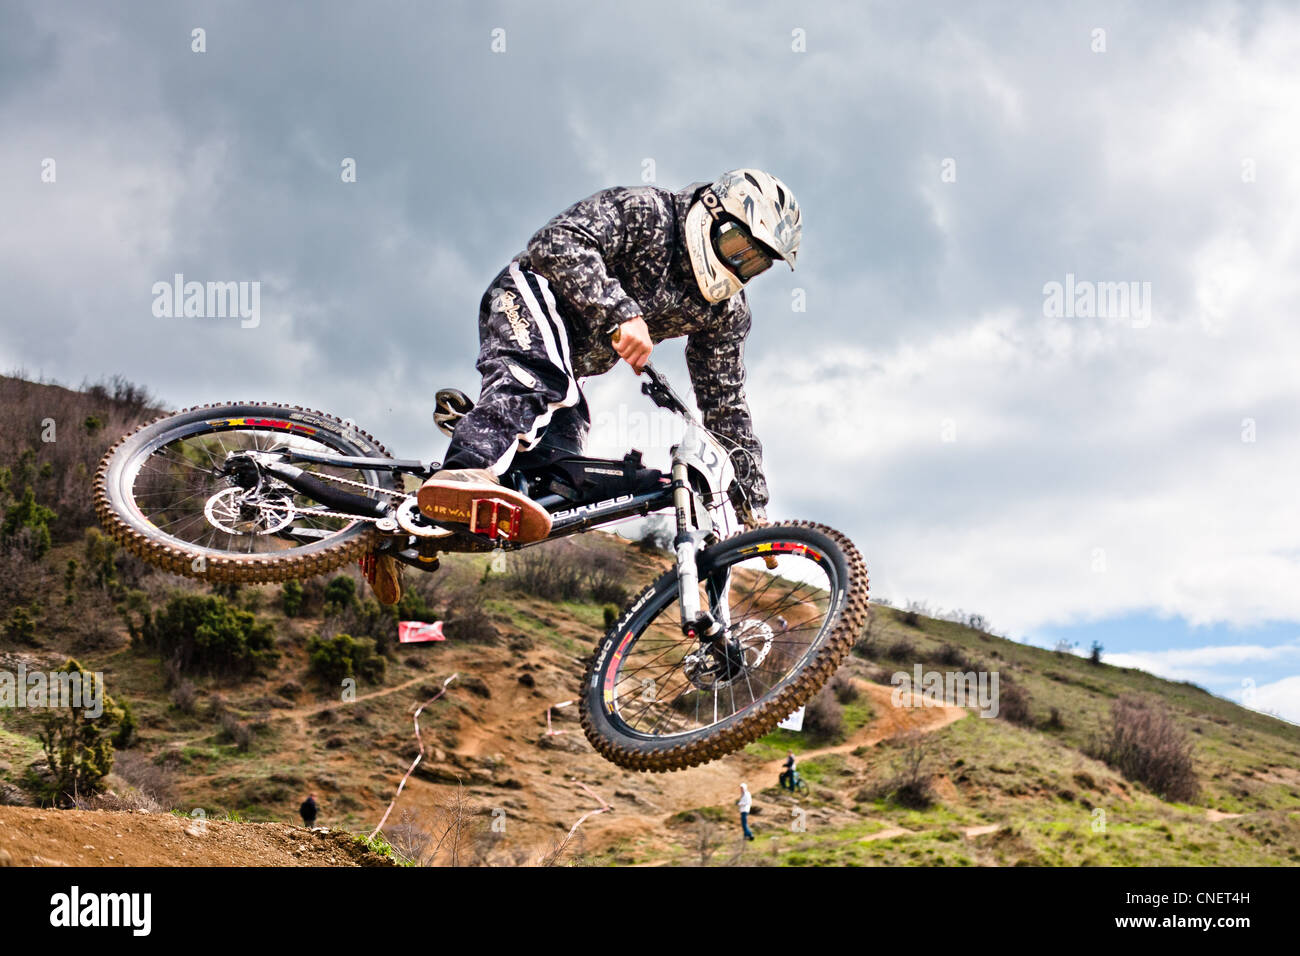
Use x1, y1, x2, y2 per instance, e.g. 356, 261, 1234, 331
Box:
2, 1, 1297, 720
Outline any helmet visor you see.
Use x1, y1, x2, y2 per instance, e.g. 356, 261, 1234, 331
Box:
713, 221, 774, 282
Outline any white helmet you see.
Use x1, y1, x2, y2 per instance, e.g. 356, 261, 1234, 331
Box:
685, 169, 802, 303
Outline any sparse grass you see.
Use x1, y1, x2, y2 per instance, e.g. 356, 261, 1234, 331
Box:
354, 831, 414, 866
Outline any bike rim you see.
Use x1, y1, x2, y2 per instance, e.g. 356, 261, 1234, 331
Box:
605, 540, 843, 741
121, 420, 388, 559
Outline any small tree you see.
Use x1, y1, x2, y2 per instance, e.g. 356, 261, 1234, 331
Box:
1, 485, 56, 559
4, 605, 38, 644
36, 659, 125, 805
324, 575, 359, 614
635, 516, 674, 553
63, 558, 79, 606
1088, 640, 1104, 665
83, 527, 119, 592
281, 579, 304, 617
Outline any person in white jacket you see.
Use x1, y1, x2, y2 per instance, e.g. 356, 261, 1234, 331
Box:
738, 783, 755, 841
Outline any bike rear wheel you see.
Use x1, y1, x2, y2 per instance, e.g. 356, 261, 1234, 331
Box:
580, 521, 869, 772
95, 403, 400, 583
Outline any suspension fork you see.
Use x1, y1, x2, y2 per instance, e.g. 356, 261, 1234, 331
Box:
671, 462, 725, 640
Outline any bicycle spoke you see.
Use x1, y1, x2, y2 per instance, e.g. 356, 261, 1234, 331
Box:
607, 549, 836, 740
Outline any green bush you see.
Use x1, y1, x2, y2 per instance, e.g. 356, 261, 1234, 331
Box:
396, 586, 439, 623
281, 580, 304, 617
307, 633, 386, 686
135, 593, 278, 676
324, 575, 359, 614
113, 698, 138, 749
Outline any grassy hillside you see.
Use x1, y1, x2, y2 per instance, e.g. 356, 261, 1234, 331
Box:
1, 373, 1297, 866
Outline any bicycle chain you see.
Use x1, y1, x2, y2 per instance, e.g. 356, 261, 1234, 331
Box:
244, 468, 415, 525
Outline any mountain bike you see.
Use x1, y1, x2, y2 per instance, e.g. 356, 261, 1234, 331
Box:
781, 769, 810, 796
95, 360, 869, 772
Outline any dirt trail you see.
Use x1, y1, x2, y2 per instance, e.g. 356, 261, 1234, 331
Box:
280, 670, 444, 720
578, 681, 968, 852
754, 682, 967, 779
0, 807, 392, 867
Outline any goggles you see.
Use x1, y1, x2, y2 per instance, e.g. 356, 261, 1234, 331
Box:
713, 221, 774, 282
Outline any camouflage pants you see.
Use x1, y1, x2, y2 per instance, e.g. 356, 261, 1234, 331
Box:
442, 263, 590, 473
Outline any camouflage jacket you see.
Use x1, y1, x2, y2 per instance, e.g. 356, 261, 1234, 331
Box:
515, 184, 768, 508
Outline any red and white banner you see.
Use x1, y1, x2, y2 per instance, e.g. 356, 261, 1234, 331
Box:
398, 620, 445, 644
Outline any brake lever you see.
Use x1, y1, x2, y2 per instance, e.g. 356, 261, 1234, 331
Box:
608, 327, 696, 419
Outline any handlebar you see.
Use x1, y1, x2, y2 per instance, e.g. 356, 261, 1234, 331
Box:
609, 327, 696, 421
610, 324, 769, 550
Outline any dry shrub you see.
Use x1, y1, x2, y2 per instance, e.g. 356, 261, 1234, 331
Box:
997, 681, 1034, 726
884, 637, 916, 662
829, 672, 859, 704
505, 538, 631, 606
927, 642, 972, 670
898, 600, 928, 628
382, 789, 486, 866
1091, 695, 1199, 802
441, 587, 500, 644
802, 684, 844, 739
858, 731, 935, 809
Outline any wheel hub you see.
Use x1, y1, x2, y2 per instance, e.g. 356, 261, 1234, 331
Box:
203, 486, 295, 536
681, 619, 774, 691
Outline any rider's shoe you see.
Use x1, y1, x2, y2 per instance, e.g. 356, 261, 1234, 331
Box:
417, 468, 552, 542
359, 552, 403, 606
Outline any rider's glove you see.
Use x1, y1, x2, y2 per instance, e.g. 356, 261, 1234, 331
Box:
734, 494, 769, 530
728, 482, 768, 530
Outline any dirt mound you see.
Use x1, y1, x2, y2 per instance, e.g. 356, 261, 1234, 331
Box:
0, 807, 393, 867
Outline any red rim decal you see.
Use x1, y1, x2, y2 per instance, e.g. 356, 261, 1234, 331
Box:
206, 417, 318, 436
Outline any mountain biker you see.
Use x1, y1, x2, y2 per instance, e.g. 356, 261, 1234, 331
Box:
363, 169, 802, 604
780, 751, 798, 791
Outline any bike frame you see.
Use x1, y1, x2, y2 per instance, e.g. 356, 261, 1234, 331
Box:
262, 363, 736, 638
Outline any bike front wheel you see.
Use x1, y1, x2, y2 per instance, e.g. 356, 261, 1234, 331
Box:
580, 521, 869, 772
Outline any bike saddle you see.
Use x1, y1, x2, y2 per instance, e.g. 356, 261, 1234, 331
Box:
433, 388, 474, 436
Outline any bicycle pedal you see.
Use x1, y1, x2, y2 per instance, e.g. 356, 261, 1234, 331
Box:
469, 497, 522, 540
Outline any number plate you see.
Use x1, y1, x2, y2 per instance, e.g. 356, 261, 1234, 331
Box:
674, 423, 735, 498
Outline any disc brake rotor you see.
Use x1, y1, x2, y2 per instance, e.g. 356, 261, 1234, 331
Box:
681, 619, 775, 691
203, 487, 295, 536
